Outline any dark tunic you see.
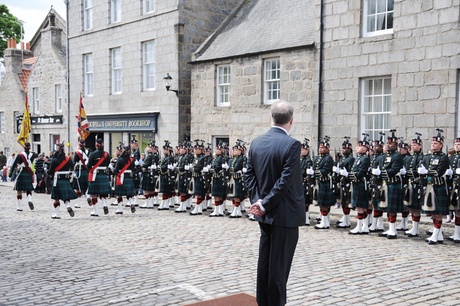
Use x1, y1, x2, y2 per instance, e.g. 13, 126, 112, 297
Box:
230, 154, 246, 199
449, 153, 460, 210
113, 155, 136, 197
211, 154, 228, 198
73, 148, 91, 193
12, 150, 38, 192
159, 154, 174, 194
192, 153, 206, 197
379, 150, 404, 213
176, 153, 193, 194
420, 151, 449, 215
313, 153, 335, 206
301, 155, 313, 205
87, 148, 111, 196
48, 154, 78, 201
141, 152, 160, 192
350, 154, 370, 209
131, 149, 141, 189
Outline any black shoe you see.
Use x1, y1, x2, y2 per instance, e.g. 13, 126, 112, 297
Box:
386, 234, 397, 239
103, 206, 109, 215
67, 207, 75, 217
407, 233, 419, 237
51, 215, 61, 219
90, 213, 99, 217
130, 205, 136, 213
396, 228, 408, 231
116, 211, 123, 215
28, 201, 34, 210
17, 208, 23, 212
87, 198, 92, 205
378, 232, 387, 237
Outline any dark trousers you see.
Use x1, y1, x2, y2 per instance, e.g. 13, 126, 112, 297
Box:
257, 223, 299, 306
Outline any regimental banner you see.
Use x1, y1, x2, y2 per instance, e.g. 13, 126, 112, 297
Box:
87, 113, 159, 132
31, 115, 64, 125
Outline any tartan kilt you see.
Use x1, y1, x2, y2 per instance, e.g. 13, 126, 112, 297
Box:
73, 169, 89, 192
351, 181, 368, 209
408, 184, 423, 210
114, 175, 136, 197
317, 181, 335, 206
51, 179, 78, 200
178, 174, 190, 194
385, 183, 404, 213
88, 173, 111, 196
141, 173, 157, 192
233, 178, 246, 199
193, 176, 206, 197
212, 177, 227, 198
424, 185, 449, 215
133, 171, 141, 189
14, 170, 34, 192
159, 174, 173, 194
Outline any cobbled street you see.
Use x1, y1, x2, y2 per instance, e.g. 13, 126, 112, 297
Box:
1, 182, 460, 306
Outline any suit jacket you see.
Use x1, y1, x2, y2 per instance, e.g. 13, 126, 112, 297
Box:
244, 127, 305, 227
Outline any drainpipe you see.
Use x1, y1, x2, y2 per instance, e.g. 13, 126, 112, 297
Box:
317, 0, 324, 150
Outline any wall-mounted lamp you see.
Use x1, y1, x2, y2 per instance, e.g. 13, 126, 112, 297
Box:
163, 73, 179, 96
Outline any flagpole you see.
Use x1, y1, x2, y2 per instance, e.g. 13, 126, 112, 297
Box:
65, 0, 71, 148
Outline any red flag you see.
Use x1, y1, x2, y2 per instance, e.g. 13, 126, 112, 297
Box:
77, 94, 90, 140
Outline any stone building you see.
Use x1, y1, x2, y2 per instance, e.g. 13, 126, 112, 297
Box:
67, 0, 241, 153
0, 8, 67, 156
191, 0, 460, 151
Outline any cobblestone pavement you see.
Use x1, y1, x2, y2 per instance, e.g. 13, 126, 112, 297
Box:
1, 182, 459, 306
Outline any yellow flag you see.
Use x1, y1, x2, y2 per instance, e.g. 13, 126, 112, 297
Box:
17, 95, 31, 147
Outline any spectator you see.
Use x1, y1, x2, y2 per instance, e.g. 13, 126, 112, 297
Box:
0, 151, 6, 170
6, 153, 16, 181
2, 166, 7, 182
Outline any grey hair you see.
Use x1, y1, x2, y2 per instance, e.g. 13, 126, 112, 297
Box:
270, 100, 293, 125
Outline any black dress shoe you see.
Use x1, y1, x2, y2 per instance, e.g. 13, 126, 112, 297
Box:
51, 216, 61, 219
427, 239, 437, 245
28, 201, 34, 210
407, 233, 419, 237
67, 207, 75, 217
386, 234, 397, 239
90, 213, 99, 217
378, 232, 387, 237
175, 210, 186, 213
17, 208, 23, 212
116, 211, 123, 215
229, 215, 241, 218
103, 206, 109, 215
130, 205, 136, 213
87, 198, 92, 205
396, 228, 408, 231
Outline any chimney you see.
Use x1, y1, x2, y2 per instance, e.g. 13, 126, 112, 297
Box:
3, 44, 23, 74
7, 38, 17, 49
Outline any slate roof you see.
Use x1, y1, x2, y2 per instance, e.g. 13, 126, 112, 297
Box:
193, 0, 315, 62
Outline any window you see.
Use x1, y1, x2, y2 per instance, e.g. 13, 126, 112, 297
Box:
143, 0, 154, 14
83, 0, 93, 30
363, 0, 394, 37
361, 77, 392, 140
216, 65, 230, 107
32, 87, 40, 114
264, 58, 280, 104
55, 84, 62, 113
111, 47, 122, 94
110, 0, 121, 23
142, 41, 155, 91
83, 53, 93, 96
0, 112, 4, 133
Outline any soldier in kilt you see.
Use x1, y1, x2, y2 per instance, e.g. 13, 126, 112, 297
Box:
87, 138, 111, 216
10, 142, 38, 212
130, 138, 142, 206
73, 139, 92, 208
158, 141, 175, 210
190, 140, 207, 215
300, 139, 313, 225
228, 140, 247, 218
395, 140, 411, 231
447, 136, 460, 242
203, 145, 214, 210
210, 142, 229, 217
313, 137, 335, 229
368, 135, 386, 232
47, 143, 78, 219
335, 137, 355, 228
347, 137, 371, 234
375, 130, 404, 239
175, 142, 193, 212
140, 142, 159, 209
420, 130, 450, 244
113, 145, 136, 215
404, 133, 424, 237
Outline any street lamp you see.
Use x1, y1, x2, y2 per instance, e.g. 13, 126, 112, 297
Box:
163, 73, 178, 96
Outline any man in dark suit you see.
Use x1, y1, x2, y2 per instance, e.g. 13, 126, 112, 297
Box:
244, 100, 305, 306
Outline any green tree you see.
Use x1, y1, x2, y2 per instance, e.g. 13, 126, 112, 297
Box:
0, 4, 23, 58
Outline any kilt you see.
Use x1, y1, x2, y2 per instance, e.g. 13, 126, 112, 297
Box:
423, 185, 449, 215
408, 184, 423, 210
141, 173, 156, 192
159, 174, 173, 194
114, 175, 136, 197
233, 178, 246, 199
51, 179, 78, 201
73, 169, 89, 192
133, 171, 141, 189
193, 176, 206, 197
178, 174, 189, 194
212, 177, 227, 198
317, 181, 335, 206
88, 172, 111, 196
384, 182, 404, 213
14, 170, 34, 192
351, 181, 368, 209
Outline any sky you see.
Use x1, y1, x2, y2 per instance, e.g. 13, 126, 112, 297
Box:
2, 0, 67, 43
